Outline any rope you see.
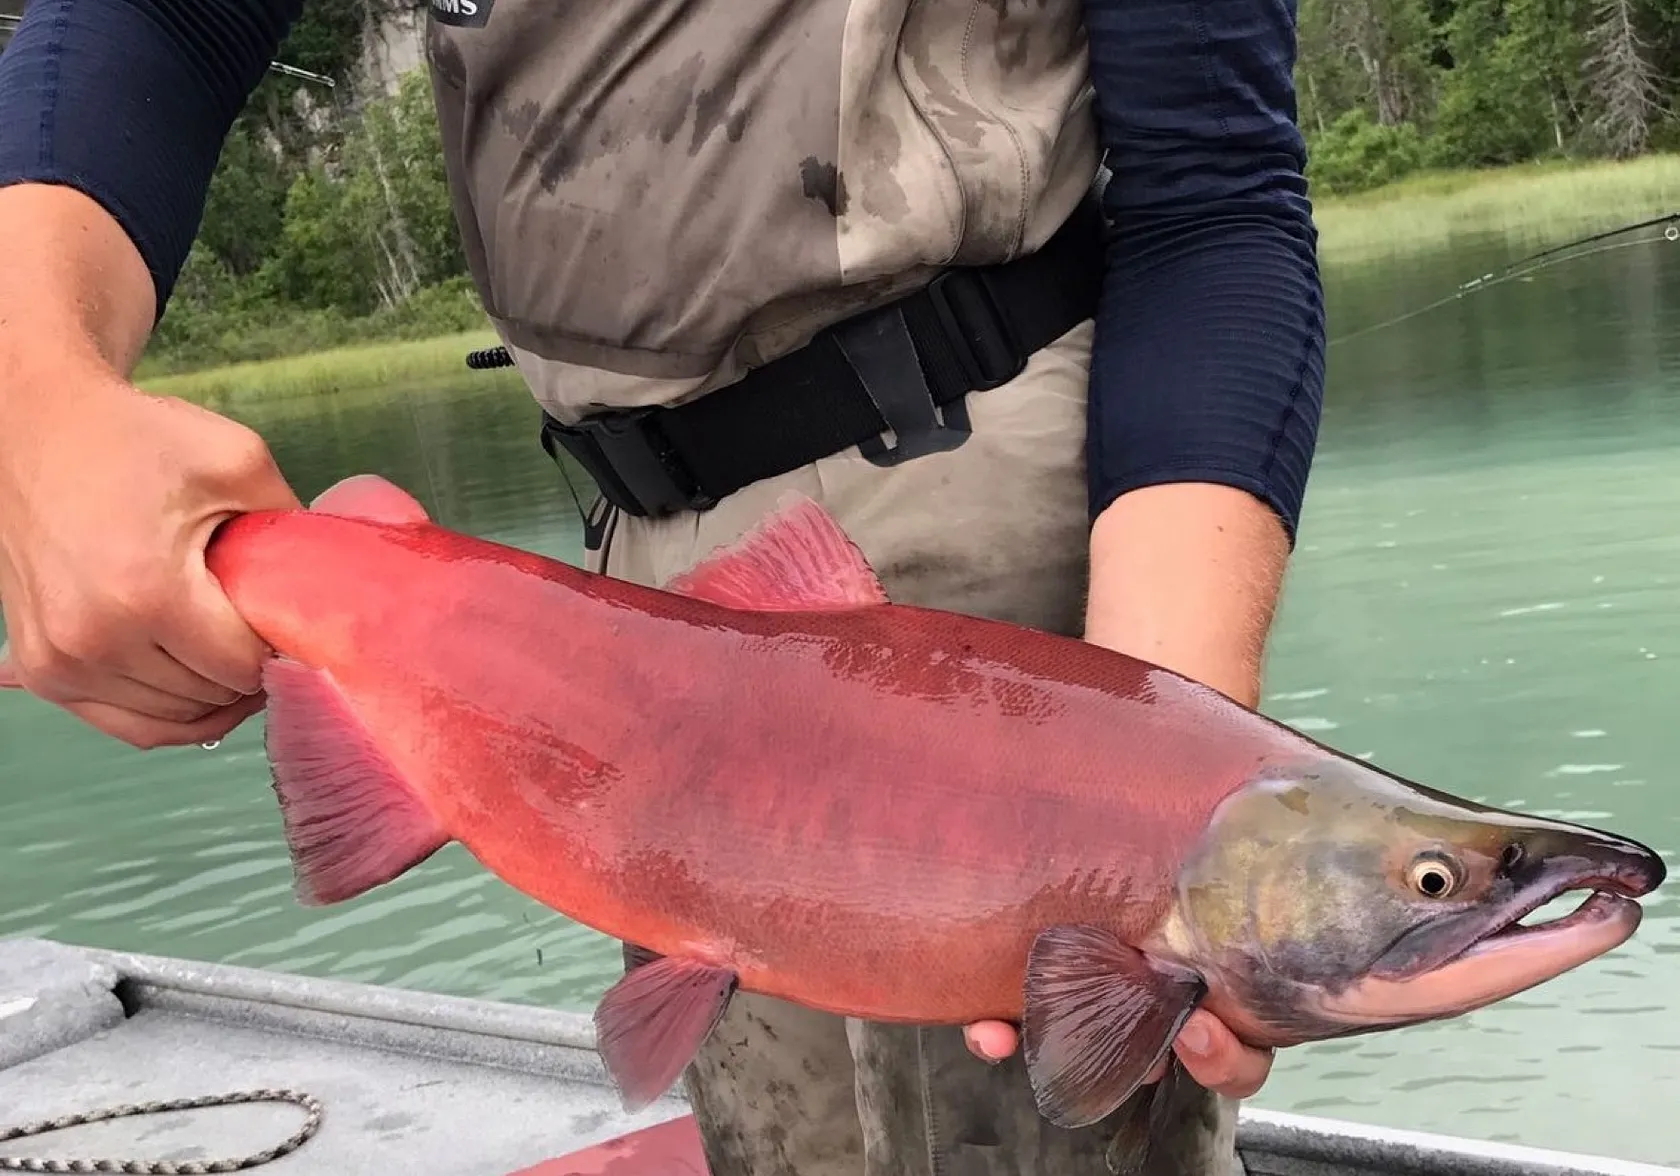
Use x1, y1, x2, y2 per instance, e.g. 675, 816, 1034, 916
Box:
0, 1090, 322, 1174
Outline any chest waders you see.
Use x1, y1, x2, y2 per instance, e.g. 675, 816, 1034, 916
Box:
427, 2, 1243, 1172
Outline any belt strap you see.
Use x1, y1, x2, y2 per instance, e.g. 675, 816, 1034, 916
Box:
540, 195, 1108, 518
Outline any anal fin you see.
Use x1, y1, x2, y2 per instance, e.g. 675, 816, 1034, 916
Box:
1022, 925, 1206, 1130
594, 955, 738, 1112
664, 493, 890, 611
262, 656, 450, 905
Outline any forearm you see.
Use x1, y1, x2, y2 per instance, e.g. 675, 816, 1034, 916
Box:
1080, 0, 1326, 703
0, 0, 299, 359
1081, 210, 1319, 707
0, 184, 157, 384
1084, 484, 1288, 707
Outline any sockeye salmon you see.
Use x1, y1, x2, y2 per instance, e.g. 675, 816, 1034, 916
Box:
0, 473, 1666, 1140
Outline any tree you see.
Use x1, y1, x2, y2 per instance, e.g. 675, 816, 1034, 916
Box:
1585, 0, 1666, 155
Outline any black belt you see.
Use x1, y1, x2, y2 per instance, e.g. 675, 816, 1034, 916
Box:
536, 195, 1108, 519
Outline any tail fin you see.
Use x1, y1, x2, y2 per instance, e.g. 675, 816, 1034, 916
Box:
309, 474, 431, 525
261, 656, 450, 905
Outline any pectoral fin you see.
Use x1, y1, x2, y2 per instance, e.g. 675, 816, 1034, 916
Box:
594, 955, 739, 1113
1022, 925, 1206, 1130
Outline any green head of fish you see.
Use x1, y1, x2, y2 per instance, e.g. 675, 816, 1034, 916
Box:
1160, 753, 1667, 1049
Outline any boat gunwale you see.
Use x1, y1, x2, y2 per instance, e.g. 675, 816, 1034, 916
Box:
9, 937, 1675, 1176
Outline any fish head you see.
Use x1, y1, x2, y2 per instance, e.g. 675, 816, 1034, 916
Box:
1166, 754, 1666, 1048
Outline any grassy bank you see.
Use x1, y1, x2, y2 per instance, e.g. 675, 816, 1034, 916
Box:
134, 276, 498, 383
139, 330, 516, 414
140, 154, 1680, 397
1313, 153, 1680, 265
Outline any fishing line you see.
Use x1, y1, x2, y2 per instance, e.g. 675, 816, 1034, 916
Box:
461, 215, 1680, 369
1328, 211, 1680, 348
452, 212, 1680, 556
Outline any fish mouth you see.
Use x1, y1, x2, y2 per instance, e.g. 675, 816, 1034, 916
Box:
1318, 857, 1662, 1028
1458, 877, 1643, 964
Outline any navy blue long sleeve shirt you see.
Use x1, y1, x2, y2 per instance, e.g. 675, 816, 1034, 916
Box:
0, 0, 1324, 541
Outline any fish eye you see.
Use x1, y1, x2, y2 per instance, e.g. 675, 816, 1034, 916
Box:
1406, 853, 1461, 899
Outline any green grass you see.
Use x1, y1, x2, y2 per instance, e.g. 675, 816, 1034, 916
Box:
140, 155, 1680, 398
138, 329, 518, 414
1314, 153, 1680, 266
134, 275, 499, 382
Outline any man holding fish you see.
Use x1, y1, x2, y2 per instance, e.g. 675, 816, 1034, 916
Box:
0, 0, 1326, 1172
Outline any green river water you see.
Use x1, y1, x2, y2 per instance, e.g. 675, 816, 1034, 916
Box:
3, 226, 1680, 1165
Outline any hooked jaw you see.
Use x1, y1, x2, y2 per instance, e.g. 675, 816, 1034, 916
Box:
1160, 757, 1669, 1047
1317, 828, 1666, 1028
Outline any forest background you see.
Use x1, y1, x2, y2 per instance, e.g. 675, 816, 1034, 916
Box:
5, 0, 1672, 378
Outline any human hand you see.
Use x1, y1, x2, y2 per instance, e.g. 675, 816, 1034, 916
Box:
952, 482, 1292, 1101
0, 371, 300, 748
960, 1010, 1273, 1099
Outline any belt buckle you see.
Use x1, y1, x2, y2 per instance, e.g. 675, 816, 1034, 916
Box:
925, 268, 1027, 392
546, 407, 715, 518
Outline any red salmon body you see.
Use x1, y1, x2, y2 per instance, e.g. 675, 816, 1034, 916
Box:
0, 473, 1662, 1146
207, 496, 1315, 1025
187, 476, 1663, 1136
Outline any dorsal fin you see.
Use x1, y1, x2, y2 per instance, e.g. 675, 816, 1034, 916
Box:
310, 474, 432, 525
663, 494, 890, 612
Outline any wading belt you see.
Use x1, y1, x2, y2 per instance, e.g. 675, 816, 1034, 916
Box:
536, 194, 1108, 519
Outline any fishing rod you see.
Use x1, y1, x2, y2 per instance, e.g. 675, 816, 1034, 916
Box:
1328, 209, 1680, 347
0, 12, 336, 88
263, 60, 337, 89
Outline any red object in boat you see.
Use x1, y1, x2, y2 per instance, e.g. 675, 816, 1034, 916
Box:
510, 1114, 710, 1175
